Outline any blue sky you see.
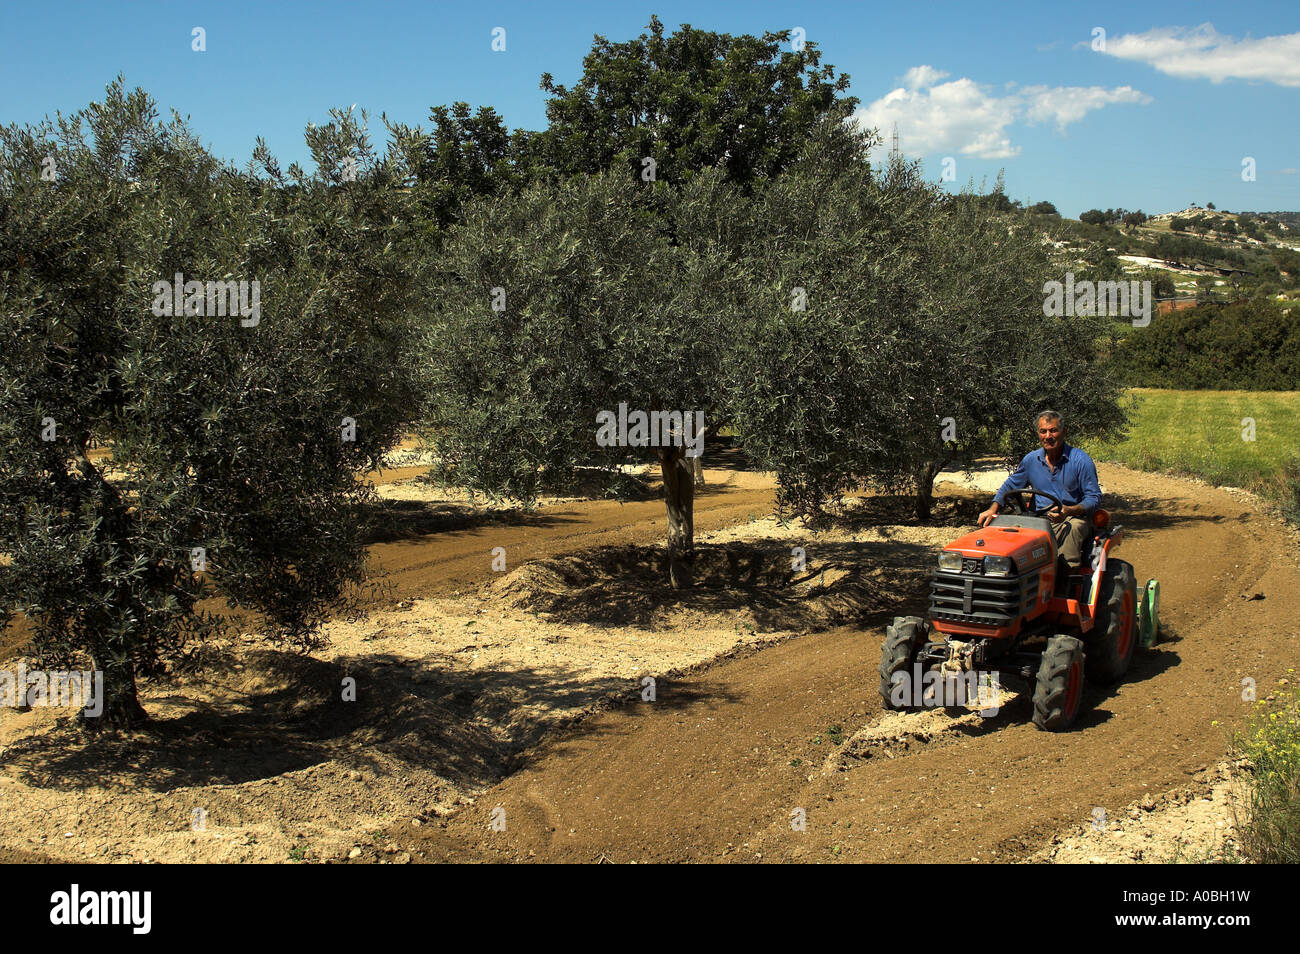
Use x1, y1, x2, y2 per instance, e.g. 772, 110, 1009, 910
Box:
1, 0, 1297, 216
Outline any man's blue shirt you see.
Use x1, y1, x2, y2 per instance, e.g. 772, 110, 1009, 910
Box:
994, 443, 1101, 514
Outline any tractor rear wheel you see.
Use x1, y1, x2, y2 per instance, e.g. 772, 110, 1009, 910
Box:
879, 616, 927, 710
1032, 634, 1086, 731
1087, 559, 1138, 683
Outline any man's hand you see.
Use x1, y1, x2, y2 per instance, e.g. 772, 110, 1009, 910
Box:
977, 502, 1000, 527
1049, 502, 1085, 523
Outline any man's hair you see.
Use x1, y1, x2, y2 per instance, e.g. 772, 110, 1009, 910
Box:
1034, 409, 1064, 430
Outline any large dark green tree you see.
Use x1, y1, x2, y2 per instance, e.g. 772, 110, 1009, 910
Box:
536, 15, 855, 188
725, 124, 943, 517
384, 101, 541, 235
897, 187, 1128, 517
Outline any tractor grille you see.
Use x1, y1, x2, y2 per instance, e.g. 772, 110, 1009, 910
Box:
929, 570, 1040, 627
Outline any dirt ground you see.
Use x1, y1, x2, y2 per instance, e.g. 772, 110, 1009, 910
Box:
1033, 759, 1248, 863
2, 455, 1296, 864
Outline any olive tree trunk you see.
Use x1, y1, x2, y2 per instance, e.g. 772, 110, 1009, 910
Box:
659, 447, 696, 589
88, 652, 149, 729
914, 459, 945, 522
690, 454, 705, 489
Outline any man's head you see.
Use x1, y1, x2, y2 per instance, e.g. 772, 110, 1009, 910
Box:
1035, 409, 1065, 455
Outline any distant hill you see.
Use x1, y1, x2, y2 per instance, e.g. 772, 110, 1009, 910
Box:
1253, 211, 1300, 230
991, 195, 1300, 301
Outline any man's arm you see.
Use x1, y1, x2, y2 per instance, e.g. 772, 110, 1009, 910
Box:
979, 458, 1030, 526
1075, 454, 1101, 516
993, 458, 1030, 505
1053, 454, 1101, 520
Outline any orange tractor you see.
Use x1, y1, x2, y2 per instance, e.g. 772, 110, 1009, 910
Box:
878, 486, 1159, 730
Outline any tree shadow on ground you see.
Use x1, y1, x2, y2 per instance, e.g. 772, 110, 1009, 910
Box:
490, 540, 936, 633
694, 435, 759, 473
356, 499, 577, 545
827, 490, 988, 530
356, 467, 669, 546
1101, 493, 1246, 533
1, 645, 738, 797
1076, 644, 1182, 730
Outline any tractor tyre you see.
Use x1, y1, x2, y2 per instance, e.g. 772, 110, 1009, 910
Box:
1087, 559, 1138, 683
879, 616, 927, 710
1032, 634, 1086, 731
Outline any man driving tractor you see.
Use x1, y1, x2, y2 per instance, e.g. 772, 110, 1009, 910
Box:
878, 408, 1156, 731
976, 410, 1101, 568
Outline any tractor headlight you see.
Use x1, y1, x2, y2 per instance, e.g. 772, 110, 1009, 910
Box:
938, 551, 963, 573
983, 555, 1013, 577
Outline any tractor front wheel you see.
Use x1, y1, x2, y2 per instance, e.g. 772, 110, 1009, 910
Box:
1032, 634, 1086, 731
879, 616, 927, 710
1087, 559, 1138, 683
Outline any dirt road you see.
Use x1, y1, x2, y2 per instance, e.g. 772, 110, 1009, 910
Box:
4, 463, 1296, 864
368, 485, 776, 604
392, 466, 1299, 862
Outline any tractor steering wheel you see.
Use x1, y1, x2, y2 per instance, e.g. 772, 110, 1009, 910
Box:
1003, 486, 1066, 518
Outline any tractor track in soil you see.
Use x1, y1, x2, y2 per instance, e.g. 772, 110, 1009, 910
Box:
385, 465, 1300, 863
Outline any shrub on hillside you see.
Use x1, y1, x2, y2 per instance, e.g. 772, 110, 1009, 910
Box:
1151, 232, 1248, 270
1112, 298, 1300, 389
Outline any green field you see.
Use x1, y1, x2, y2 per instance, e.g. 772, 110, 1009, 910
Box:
1093, 388, 1300, 518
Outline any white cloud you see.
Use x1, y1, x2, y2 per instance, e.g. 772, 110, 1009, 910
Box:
854, 68, 1149, 159
901, 65, 950, 90
1020, 85, 1150, 130
1097, 23, 1300, 87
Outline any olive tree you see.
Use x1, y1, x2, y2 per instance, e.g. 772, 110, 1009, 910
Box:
893, 186, 1128, 519
0, 82, 425, 725
728, 127, 1127, 521
420, 170, 749, 587
725, 123, 943, 517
